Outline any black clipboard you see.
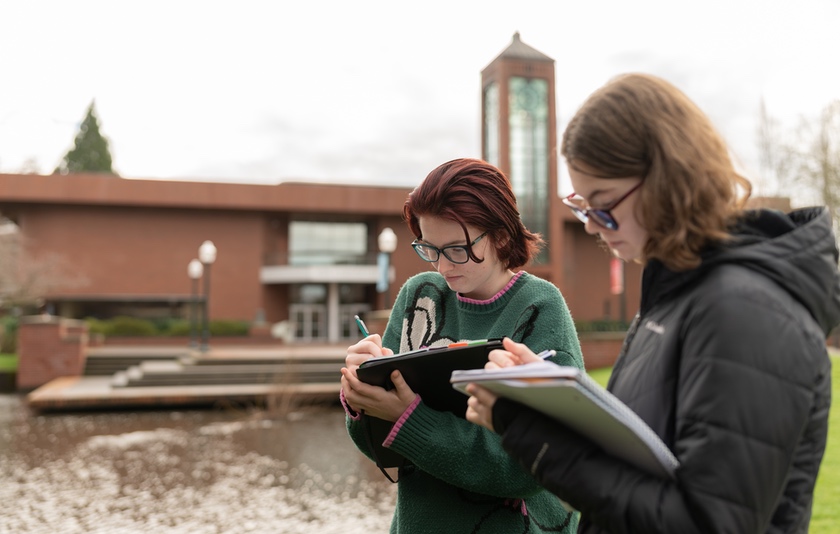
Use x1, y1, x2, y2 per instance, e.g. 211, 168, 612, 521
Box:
356, 339, 503, 470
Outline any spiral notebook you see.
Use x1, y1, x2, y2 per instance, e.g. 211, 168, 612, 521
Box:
450, 361, 679, 480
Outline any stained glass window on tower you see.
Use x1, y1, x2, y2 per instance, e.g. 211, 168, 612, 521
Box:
483, 82, 500, 167
508, 76, 549, 263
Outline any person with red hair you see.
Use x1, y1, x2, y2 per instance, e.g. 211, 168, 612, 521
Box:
340, 157, 583, 533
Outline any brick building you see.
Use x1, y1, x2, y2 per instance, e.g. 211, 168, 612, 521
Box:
0, 33, 793, 346
0, 34, 651, 344
0, 172, 642, 344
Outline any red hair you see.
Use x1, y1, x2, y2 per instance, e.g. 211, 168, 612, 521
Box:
403, 158, 543, 270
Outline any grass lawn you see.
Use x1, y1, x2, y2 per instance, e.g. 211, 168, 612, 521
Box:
810, 352, 840, 533
586, 354, 839, 532
0, 353, 17, 372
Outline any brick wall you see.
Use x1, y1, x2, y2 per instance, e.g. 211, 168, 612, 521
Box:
16, 315, 88, 391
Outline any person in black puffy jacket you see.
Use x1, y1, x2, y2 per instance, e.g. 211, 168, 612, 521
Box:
464, 72, 840, 533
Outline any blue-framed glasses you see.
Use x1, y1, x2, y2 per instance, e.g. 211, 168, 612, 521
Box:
411, 232, 487, 264
562, 181, 643, 231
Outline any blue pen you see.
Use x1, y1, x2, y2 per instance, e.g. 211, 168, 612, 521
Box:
537, 349, 556, 360
354, 314, 371, 337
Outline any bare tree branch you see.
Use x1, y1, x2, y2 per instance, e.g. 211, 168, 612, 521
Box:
756, 99, 840, 251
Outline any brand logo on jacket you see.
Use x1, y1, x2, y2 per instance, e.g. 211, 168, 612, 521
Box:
644, 320, 665, 335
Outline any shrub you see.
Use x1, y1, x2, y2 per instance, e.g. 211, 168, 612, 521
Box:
85, 317, 110, 335
82, 316, 249, 337
105, 316, 157, 336
149, 317, 176, 333
83, 316, 249, 337
165, 319, 192, 336
209, 320, 250, 336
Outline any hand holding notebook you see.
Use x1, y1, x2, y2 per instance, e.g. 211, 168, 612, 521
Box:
354, 339, 504, 469
452, 360, 680, 479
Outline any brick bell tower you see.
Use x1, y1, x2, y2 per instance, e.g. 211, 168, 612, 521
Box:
480, 32, 562, 288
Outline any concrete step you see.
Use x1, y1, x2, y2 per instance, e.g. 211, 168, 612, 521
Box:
27, 376, 342, 412
83, 346, 192, 376
84, 345, 347, 377
27, 344, 352, 411
112, 360, 343, 388
84, 355, 182, 376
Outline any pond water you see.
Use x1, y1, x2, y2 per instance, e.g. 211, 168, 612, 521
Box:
0, 394, 397, 533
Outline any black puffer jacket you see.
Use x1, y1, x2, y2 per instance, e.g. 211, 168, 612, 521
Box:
494, 207, 840, 533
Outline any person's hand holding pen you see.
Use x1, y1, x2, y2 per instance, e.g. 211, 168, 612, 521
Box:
342, 315, 415, 421
465, 337, 553, 432
345, 315, 393, 373
485, 337, 552, 369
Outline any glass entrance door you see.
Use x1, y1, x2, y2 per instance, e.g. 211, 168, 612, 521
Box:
290, 304, 327, 342
288, 283, 373, 342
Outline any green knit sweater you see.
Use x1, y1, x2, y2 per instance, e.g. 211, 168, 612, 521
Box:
344, 271, 584, 533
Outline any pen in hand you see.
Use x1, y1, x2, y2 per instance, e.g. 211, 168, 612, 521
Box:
354, 314, 371, 337
507, 349, 555, 366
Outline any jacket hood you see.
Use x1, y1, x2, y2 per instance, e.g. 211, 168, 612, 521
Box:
642, 207, 840, 335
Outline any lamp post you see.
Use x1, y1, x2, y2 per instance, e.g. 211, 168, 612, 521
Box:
198, 240, 217, 352
187, 259, 203, 349
377, 228, 398, 309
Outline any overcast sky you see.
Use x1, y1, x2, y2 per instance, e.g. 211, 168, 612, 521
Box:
1, 0, 838, 197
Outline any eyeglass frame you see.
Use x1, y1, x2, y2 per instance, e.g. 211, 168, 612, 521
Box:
562, 181, 643, 231
411, 231, 488, 264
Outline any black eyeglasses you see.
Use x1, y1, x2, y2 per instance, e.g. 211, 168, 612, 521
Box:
411, 232, 487, 264
562, 182, 643, 231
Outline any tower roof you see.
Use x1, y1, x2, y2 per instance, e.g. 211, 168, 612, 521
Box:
494, 32, 554, 62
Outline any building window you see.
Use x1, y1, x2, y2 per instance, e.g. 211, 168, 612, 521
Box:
289, 221, 368, 265
483, 82, 500, 167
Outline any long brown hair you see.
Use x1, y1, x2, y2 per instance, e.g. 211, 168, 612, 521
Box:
562, 73, 752, 270
403, 158, 543, 270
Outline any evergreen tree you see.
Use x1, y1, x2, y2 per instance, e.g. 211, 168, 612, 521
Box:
54, 100, 116, 175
